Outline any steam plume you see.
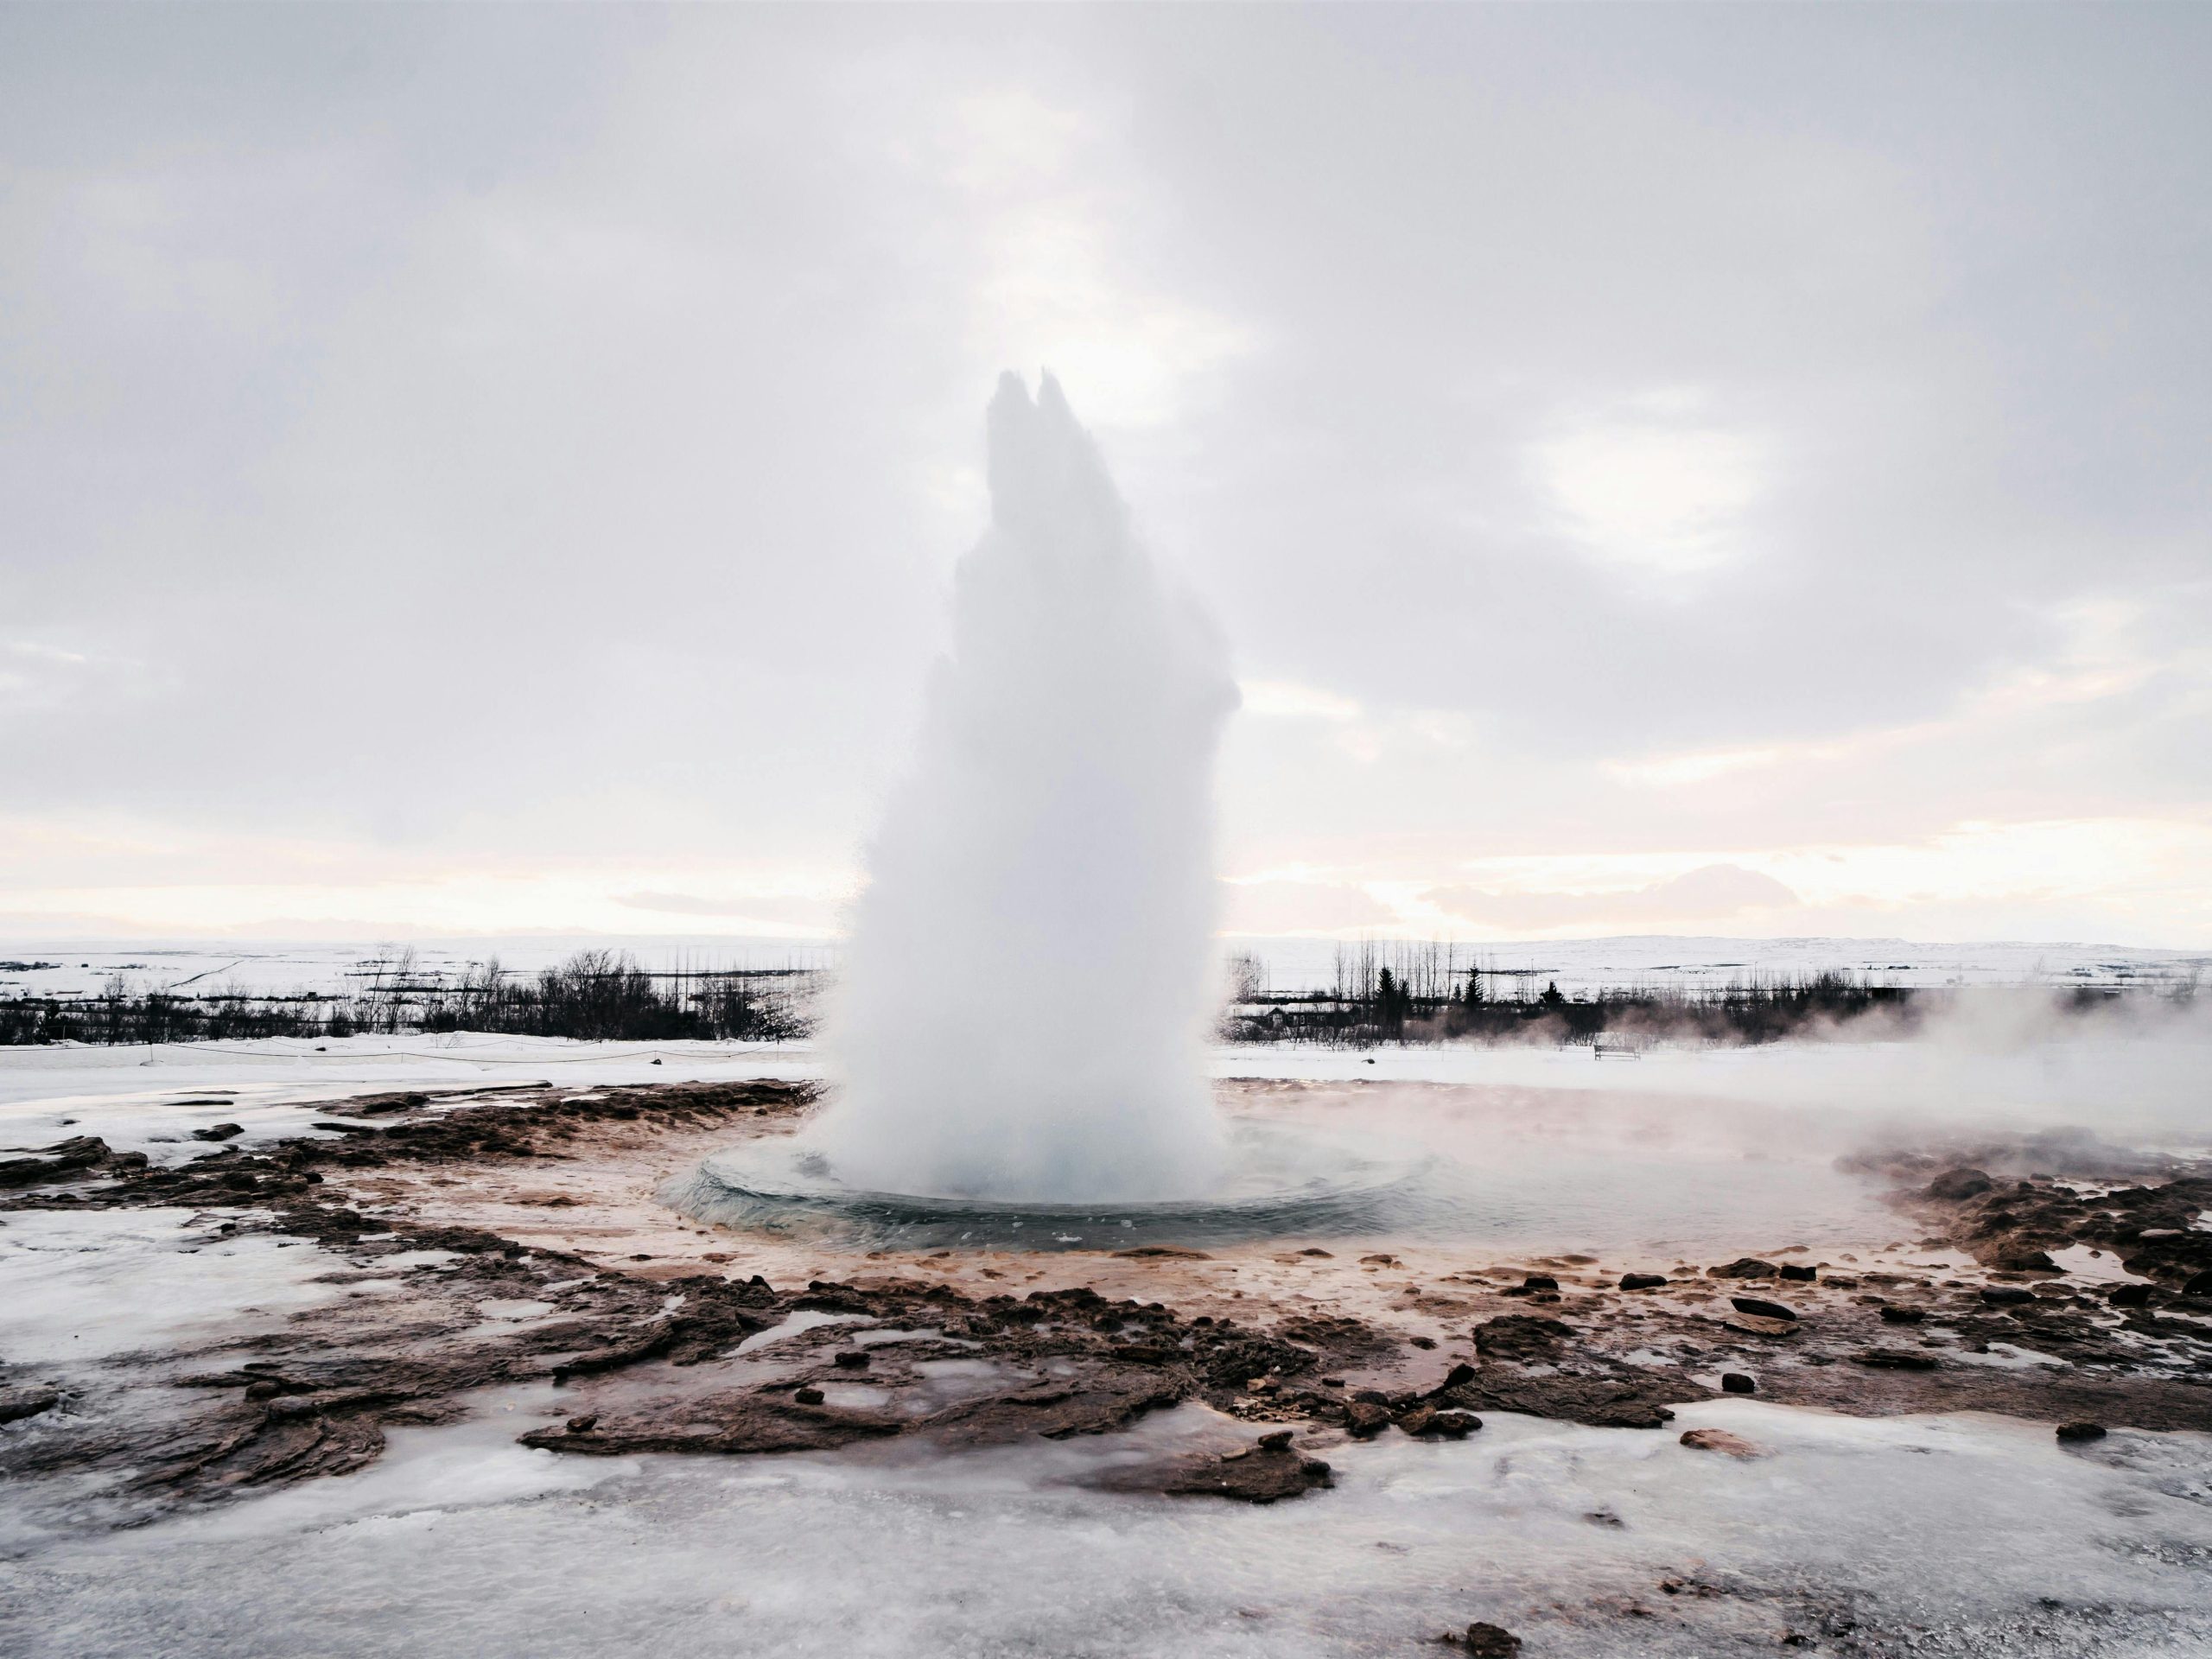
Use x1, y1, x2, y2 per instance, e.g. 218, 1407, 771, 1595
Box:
814, 373, 1236, 1200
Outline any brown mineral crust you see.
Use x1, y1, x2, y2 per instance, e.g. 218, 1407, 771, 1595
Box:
1708, 1350, 2212, 1431
1874, 1141, 2212, 1291
925, 1363, 1192, 1446
0, 1079, 817, 1218
1706, 1258, 1780, 1281
1680, 1427, 1764, 1458
1727, 1297, 1798, 1322
15, 1076, 2212, 1529
0, 1090, 827, 1510
1452, 1623, 1522, 1657
3, 1079, 1420, 1516
520, 1397, 906, 1457
152, 1408, 394, 1493
1392, 1403, 1481, 1438
1434, 1368, 1687, 1431
1093, 1440, 1336, 1503
0, 1134, 149, 1189
1471, 1314, 1576, 1363
1273, 1312, 1399, 1364
1421, 1316, 1695, 1429
0, 1386, 63, 1425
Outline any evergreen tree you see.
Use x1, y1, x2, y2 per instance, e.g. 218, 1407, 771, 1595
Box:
1376, 967, 1406, 1039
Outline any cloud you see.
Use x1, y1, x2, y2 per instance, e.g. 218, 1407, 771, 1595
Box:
1603, 747, 1785, 788
1426, 864, 1800, 933
1238, 679, 1361, 721
1, 639, 105, 709
3, 8, 2209, 944
612, 891, 841, 928
8, 641, 90, 666
1531, 400, 1769, 578
1221, 878, 1395, 936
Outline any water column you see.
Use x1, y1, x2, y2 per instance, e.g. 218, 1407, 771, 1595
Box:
813, 373, 1236, 1201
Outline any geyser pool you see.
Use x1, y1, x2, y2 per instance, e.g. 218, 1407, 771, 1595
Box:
809, 372, 1237, 1204
666, 1120, 1436, 1251
664, 1084, 1905, 1255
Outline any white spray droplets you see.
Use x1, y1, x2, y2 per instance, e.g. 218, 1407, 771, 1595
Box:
816, 374, 1236, 1201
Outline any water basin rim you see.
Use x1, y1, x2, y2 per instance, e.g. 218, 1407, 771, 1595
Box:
694, 1121, 1436, 1217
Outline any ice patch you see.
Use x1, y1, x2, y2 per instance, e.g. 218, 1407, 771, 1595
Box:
475, 1300, 557, 1322
154, 1384, 632, 1546
0, 1208, 340, 1363
2051, 1244, 2154, 1285
378, 1249, 462, 1272
3, 1399, 2208, 1656
1943, 1343, 2070, 1371
730, 1310, 868, 1355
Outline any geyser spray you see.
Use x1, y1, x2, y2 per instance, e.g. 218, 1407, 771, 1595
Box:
815, 372, 1236, 1201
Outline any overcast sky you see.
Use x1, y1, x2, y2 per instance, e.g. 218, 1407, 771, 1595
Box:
3, 4, 2209, 945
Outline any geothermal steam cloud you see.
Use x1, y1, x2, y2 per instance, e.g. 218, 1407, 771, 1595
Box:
817, 373, 1236, 1202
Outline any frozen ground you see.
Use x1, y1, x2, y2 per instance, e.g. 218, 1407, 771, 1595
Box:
3, 932, 2203, 1001
0, 1034, 817, 1166
6, 1033, 2210, 1656
5, 1171, 2211, 1652
0, 1207, 348, 1368
4, 1384, 2209, 1657
0, 1033, 2058, 1256
0, 938, 839, 1001
1237, 934, 2210, 997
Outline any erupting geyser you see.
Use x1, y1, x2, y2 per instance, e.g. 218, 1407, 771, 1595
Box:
810, 372, 1238, 1202
683, 375, 1433, 1237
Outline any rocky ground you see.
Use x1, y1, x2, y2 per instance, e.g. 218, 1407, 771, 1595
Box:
3, 1077, 2209, 1541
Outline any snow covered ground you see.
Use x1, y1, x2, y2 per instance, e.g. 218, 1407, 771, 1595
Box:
6, 1031, 2212, 1655
1236, 934, 2210, 997
0, 937, 839, 1001
3, 932, 2202, 1001
0, 1208, 349, 1367
4, 1383, 2209, 1656
0, 1034, 817, 1166
6, 1185, 2211, 1653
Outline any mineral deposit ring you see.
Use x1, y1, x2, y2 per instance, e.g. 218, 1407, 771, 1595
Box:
664, 1119, 1440, 1251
